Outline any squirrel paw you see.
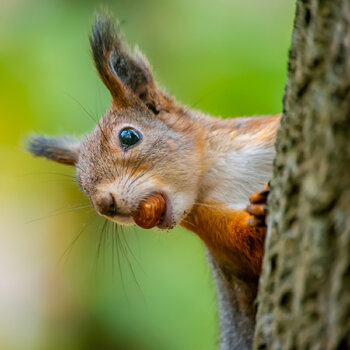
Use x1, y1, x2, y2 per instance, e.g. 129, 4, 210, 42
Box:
246, 182, 270, 227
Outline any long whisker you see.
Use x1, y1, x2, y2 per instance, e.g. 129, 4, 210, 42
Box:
193, 202, 221, 209
64, 95, 116, 180
111, 221, 116, 281
19, 171, 76, 179
114, 224, 129, 303
119, 225, 146, 302
58, 215, 96, 265
66, 93, 99, 124
92, 88, 120, 179
103, 220, 112, 271
180, 219, 196, 227
119, 227, 145, 274
27, 204, 92, 223
94, 218, 109, 273
193, 202, 233, 215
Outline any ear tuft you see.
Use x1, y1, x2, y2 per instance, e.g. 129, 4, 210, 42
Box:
26, 135, 80, 166
90, 11, 120, 81
90, 12, 169, 113
89, 12, 131, 107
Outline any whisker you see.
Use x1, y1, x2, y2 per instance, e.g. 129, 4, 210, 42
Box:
181, 218, 195, 226
119, 225, 146, 302
64, 97, 115, 180
19, 171, 76, 179
58, 215, 96, 265
193, 202, 220, 209
66, 93, 99, 124
111, 221, 117, 283
94, 219, 109, 274
114, 224, 129, 303
119, 226, 145, 274
181, 89, 214, 116
103, 220, 112, 271
193, 202, 233, 214
27, 205, 92, 223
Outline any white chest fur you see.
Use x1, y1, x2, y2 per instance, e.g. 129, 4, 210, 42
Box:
200, 132, 276, 209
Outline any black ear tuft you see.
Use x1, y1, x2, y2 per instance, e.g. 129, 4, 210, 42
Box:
90, 12, 120, 86
26, 135, 80, 166
89, 12, 131, 106
90, 12, 162, 111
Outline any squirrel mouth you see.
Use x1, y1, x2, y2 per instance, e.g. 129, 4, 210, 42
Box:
132, 192, 173, 230
157, 193, 174, 230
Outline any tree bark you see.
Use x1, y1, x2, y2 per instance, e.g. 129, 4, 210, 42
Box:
254, 1, 350, 349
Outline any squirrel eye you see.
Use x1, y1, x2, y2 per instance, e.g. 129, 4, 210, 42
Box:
119, 128, 142, 149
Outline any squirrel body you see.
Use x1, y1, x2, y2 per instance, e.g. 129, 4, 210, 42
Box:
179, 113, 280, 277
180, 113, 280, 349
27, 13, 281, 350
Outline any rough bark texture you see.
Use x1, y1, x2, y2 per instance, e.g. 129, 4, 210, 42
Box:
254, 1, 350, 349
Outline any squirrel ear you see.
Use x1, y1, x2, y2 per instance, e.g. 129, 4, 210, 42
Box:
26, 135, 80, 166
90, 13, 170, 113
90, 14, 132, 108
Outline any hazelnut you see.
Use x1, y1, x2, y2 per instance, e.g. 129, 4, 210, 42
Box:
133, 193, 166, 229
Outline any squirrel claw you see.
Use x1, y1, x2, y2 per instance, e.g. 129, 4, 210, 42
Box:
246, 183, 270, 227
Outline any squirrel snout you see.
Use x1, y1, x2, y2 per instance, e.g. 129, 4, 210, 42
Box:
95, 193, 118, 217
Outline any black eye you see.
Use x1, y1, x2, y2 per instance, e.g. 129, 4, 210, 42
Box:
119, 128, 142, 149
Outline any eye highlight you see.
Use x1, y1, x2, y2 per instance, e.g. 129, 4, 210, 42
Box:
119, 127, 142, 149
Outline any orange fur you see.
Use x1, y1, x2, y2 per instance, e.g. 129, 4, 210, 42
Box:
181, 202, 266, 278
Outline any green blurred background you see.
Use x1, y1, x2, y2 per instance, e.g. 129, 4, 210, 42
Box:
0, 1, 295, 349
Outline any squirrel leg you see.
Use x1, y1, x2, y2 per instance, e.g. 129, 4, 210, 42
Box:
181, 186, 271, 350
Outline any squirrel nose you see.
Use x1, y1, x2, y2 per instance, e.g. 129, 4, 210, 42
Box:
96, 193, 118, 217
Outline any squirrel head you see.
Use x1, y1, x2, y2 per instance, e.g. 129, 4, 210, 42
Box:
27, 13, 205, 229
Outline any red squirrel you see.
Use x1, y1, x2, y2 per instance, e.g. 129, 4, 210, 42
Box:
27, 13, 281, 350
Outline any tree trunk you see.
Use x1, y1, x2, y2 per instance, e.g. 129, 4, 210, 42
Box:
254, 1, 350, 349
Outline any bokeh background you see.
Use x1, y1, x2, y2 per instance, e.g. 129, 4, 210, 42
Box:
0, 1, 295, 349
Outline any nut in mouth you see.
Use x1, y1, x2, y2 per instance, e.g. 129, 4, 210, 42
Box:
132, 193, 167, 229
